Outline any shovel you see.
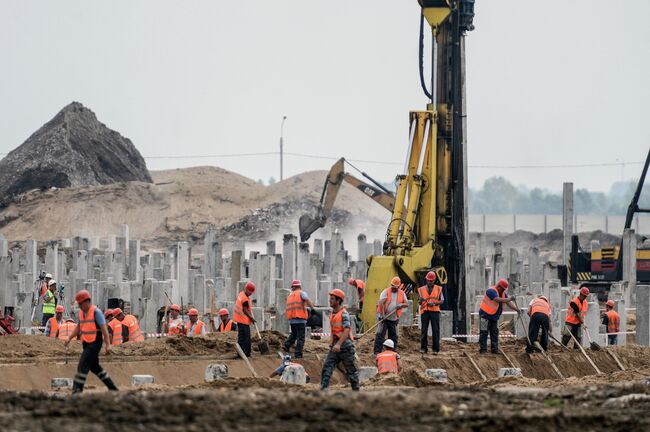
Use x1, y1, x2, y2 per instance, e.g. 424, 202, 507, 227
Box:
357, 306, 403, 337
254, 321, 270, 355
583, 325, 601, 351
549, 333, 570, 351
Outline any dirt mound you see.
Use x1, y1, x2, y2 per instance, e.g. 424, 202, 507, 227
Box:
0, 334, 82, 359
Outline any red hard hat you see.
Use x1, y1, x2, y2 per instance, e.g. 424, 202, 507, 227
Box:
188, 308, 199, 316
497, 279, 509, 290
245, 281, 256, 293
606, 300, 615, 308
580, 287, 590, 296
348, 278, 355, 286
218, 308, 229, 316
170, 304, 181, 312
329, 289, 346, 301
104, 309, 113, 318
55, 305, 64, 313
75, 290, 91, 304
425, 271, 436, 282
291, 279, 302, 287
391, 276, 401, 287
112, 308, 123, 317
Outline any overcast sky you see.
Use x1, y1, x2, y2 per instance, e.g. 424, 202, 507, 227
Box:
1, 0, 648, 192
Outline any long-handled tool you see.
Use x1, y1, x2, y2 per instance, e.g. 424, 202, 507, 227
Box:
516, 312, 534, 351
565, 325, 602, 374
549, 333, 570, 351
162, 291, 174, 333
254, 321, 270, 355
235, 342, 258, 377
534, 341, 564, 379
583, 325, 601, 351
357, 306, 403, 338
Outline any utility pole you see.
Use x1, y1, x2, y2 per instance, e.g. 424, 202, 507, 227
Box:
280, 116, 287, 181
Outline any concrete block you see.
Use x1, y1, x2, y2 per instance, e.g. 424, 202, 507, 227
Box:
204, 364, 229, 382
498, 368, 522, 378
424, 369, 448, 383
131, 374, 155, 387
51, 378, 73, 389
358, 366, 378, 383
275, 288, 290, 333
637, 285, 650, 346
280, 364, 307, 385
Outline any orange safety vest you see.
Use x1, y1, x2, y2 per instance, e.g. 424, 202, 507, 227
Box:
565, 297, 588, 325
376, 351, 399, 374
286, 289, 308, 320
219, 320, 234, 332
418, 285, 443, 314
354, 280, 365, 302
234, 291, 252, 325
108, 319, 124, 345
167, 317, 183, 335
57, 322, 76, 341
479, 287, 506, 316
123, 314, 145, 342
330, 308, 354, 343
606, 310, 620, 334
47, 317, 60, 338
79, 305, 98, 343
185, 320, 206, 335
377, 288, 407, 318
529, 298, 551, 317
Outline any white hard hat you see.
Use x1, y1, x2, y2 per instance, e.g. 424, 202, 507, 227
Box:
383, 339, 395, 349
45, 273, 52, 278
48, 279, 57, 286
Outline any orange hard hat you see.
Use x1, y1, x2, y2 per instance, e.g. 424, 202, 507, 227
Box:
112, 308, 123, 317
218, 308, 229, 316
170, 304, 181, 312
580, 287, 590, 296
348, 278, 355, 286
188, 308, 199, 316
390, 276, 401, 287
329, 289, 346, 301
425, 271, 436, 282
606, 299, 615, 308
497, 279, 509, 290
75, 290, 91, 304
104, 309, 113, 318
55, 305, 64, 313
291, 279, 302, 287
245, 281, 256, 293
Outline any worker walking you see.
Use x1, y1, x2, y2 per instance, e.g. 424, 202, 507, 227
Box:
376, 339, 400, 374
526, 295, 552, 353
478, 279, 520, 354
64, 290, 118, 394
215, 308, 237, 332
418, 271, 444, 354
603, 299, 620, 345
348, 278, 365, 311
45, 305, 64, 338
185, 308, 207, 336
163, 304, 184, 335
284, 279, 316, 358
41, 280, 57, 326
373, 276, 409, 355
233, 281, 257, 357
561, 287, 589, 349
320, 289, 359, 391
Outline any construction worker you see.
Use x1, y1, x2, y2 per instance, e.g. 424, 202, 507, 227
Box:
373, 276, 409, 355
57, 318, 77, 342
561, 287, 589, 349
284, 279, 316, 358
114, 308, 145, 342
418, 271, 444, 354
376, 339, 400, 374
41, 279, 57, 326
185, 308, 207, 336
215, 308, 237, 332
526, 295, 552, 353
45, 305, 64, 338
602, 299, 620, 345
64, 290, 118, 394
348, 278, 365, 310
320, 289, 359, 391
269, 354, 311, 383
40, 273, 52, 298
163, 304, 184, 335
478, 278, 520, 354
106, 308, 125, 345
234, 281, 257, 357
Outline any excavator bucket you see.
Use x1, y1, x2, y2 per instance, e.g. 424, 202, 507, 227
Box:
299, 213, 325, 242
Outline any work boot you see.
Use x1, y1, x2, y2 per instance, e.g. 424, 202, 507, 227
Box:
478, 350, 487, 354
420, 349, 427, 354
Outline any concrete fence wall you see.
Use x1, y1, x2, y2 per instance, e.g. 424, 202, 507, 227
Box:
468, 213, 650, 235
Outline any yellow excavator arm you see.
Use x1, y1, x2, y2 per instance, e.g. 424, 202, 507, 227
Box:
299, 158, 395, 242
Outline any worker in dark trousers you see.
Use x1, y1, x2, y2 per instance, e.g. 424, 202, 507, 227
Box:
478, 279, 520, 354
320, 289, 359, 391
283, 279, 315, 358
602, 299, 620, 345
233, 281, 257, 357
561, 287, 589, 349
374, 276, 409, 355
418, 271, 444, 354
64, 290, 118, 394
526, 295, 551, 353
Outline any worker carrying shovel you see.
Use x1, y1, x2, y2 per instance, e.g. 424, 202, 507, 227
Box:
373, 276, 409, 355
561, 287, 589, 349
478, 279, 520, 354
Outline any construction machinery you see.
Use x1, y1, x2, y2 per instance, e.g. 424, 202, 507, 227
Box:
298, 157, 396, 242
300, 0, 475, 332
570, 149, 650, 299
